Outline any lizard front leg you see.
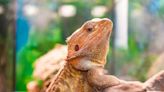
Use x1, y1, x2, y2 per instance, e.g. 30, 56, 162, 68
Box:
87, 67, 120, 89
103, 80, 145, 92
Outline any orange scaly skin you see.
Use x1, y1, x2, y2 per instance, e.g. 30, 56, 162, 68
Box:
46, 18, 119, 92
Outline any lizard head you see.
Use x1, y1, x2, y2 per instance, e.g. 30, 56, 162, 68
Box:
66, 18, 113, 70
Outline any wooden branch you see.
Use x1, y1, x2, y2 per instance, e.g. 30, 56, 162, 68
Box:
144, 70, 164, 91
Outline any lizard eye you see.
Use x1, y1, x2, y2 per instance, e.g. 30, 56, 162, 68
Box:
74, 45, 79, 51
87, 28, 93, 32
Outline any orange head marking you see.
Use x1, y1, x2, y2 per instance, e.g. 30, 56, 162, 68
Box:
66, 18, 113, 69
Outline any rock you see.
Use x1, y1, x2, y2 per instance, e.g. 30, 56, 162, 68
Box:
27, 44, 67, 91
33, 44, 67, 80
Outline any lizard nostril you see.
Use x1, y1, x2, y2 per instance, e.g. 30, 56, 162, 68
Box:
74, 45, 80, 51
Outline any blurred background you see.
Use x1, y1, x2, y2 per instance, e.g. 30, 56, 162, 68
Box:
0, 0, 164, 91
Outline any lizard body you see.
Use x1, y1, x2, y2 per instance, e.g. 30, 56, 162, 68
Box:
46, 18, 119, 92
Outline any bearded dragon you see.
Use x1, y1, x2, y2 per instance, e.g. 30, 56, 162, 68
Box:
46, 18, 120, 92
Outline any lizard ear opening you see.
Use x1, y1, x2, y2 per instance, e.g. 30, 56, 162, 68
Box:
74, 44, 79, 51
66, 46, 84, 61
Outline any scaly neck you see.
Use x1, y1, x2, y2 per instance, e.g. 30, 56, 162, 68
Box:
47, 62, 86, 91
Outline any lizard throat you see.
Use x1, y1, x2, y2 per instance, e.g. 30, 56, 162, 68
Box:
67, 57, 106, 71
